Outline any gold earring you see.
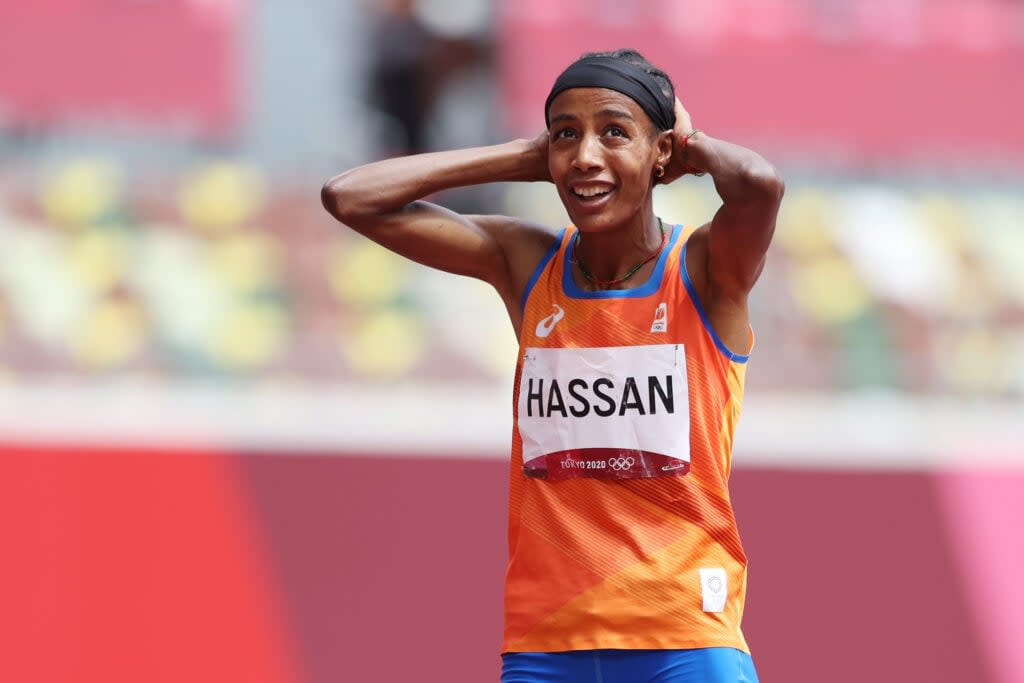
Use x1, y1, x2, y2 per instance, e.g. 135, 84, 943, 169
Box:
655, 166, 665, 178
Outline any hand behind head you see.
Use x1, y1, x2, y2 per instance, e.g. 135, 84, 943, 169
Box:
528, 130, 553, 183
658, 98, 696, 185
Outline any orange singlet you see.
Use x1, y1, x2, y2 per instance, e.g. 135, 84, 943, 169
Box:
504, 223, 752, 654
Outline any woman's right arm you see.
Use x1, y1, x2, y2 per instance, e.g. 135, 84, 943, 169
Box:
320, 136, 553, 302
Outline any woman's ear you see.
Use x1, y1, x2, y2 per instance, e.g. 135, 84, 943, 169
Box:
656, 130, 673, 169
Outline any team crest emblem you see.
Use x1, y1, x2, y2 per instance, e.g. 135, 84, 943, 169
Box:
650, 303, 668, 333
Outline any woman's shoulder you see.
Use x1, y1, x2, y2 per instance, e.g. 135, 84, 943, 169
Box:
465, 214, 564, 273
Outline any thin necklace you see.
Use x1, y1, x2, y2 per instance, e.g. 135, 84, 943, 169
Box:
571, 217, 666, 289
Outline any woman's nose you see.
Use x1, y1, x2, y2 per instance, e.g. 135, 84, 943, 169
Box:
572, 134, 603, 172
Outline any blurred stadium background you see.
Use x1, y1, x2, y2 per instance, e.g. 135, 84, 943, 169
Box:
1, 1, 1022, 681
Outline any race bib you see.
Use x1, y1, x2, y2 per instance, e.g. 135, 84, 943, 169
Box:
518, 344, 690, 480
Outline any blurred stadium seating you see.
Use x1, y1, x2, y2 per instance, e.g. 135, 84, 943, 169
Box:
1, 162, 1022, 397
0, 0, 1021, 398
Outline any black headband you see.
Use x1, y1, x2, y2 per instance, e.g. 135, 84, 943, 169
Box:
544, 56, 675, 132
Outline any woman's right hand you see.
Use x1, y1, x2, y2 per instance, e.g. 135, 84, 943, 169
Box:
525, 131, 553, 183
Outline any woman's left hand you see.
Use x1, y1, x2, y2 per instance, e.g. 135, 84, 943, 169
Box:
658, 98, 699, 185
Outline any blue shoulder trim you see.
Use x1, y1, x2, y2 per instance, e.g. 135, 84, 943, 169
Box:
680, 239, 751, 364
520, 229, 565, 315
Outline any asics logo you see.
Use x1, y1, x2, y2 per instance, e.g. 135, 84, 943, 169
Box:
608, 456, 635, 471
661, 461, 688, 471
535, 304, 565, 338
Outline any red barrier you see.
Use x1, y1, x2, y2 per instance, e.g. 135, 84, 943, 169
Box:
0, 444, 301, 683
2, 444, 1014, 682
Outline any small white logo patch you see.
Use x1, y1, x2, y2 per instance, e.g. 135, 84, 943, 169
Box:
699, 567, 727, 613
650, 302, 668, 333
535, 304, 565, 338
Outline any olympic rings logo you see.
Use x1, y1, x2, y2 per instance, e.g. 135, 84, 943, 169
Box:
608, 456, 636, 471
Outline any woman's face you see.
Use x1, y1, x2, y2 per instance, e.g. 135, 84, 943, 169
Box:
546, 87, 670, 234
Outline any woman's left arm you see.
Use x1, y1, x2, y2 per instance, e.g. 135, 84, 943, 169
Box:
661, 99, 785, 300
684, 131, 784, 297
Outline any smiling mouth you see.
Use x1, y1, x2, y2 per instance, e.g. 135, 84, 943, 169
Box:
571, 186, 614, 201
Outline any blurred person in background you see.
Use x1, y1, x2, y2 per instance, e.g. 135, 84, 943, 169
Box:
366, 0, 435, 155
322, 48, 782, 683
366, 0, 493, 157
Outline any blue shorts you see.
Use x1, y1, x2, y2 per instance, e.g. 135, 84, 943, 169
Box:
501, 648, 758, 683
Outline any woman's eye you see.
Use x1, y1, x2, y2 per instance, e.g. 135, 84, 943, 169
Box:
553, 128, 576, 140
606, 126, 627, 138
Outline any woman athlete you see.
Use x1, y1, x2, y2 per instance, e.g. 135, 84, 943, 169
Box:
322, 49, 782, 683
